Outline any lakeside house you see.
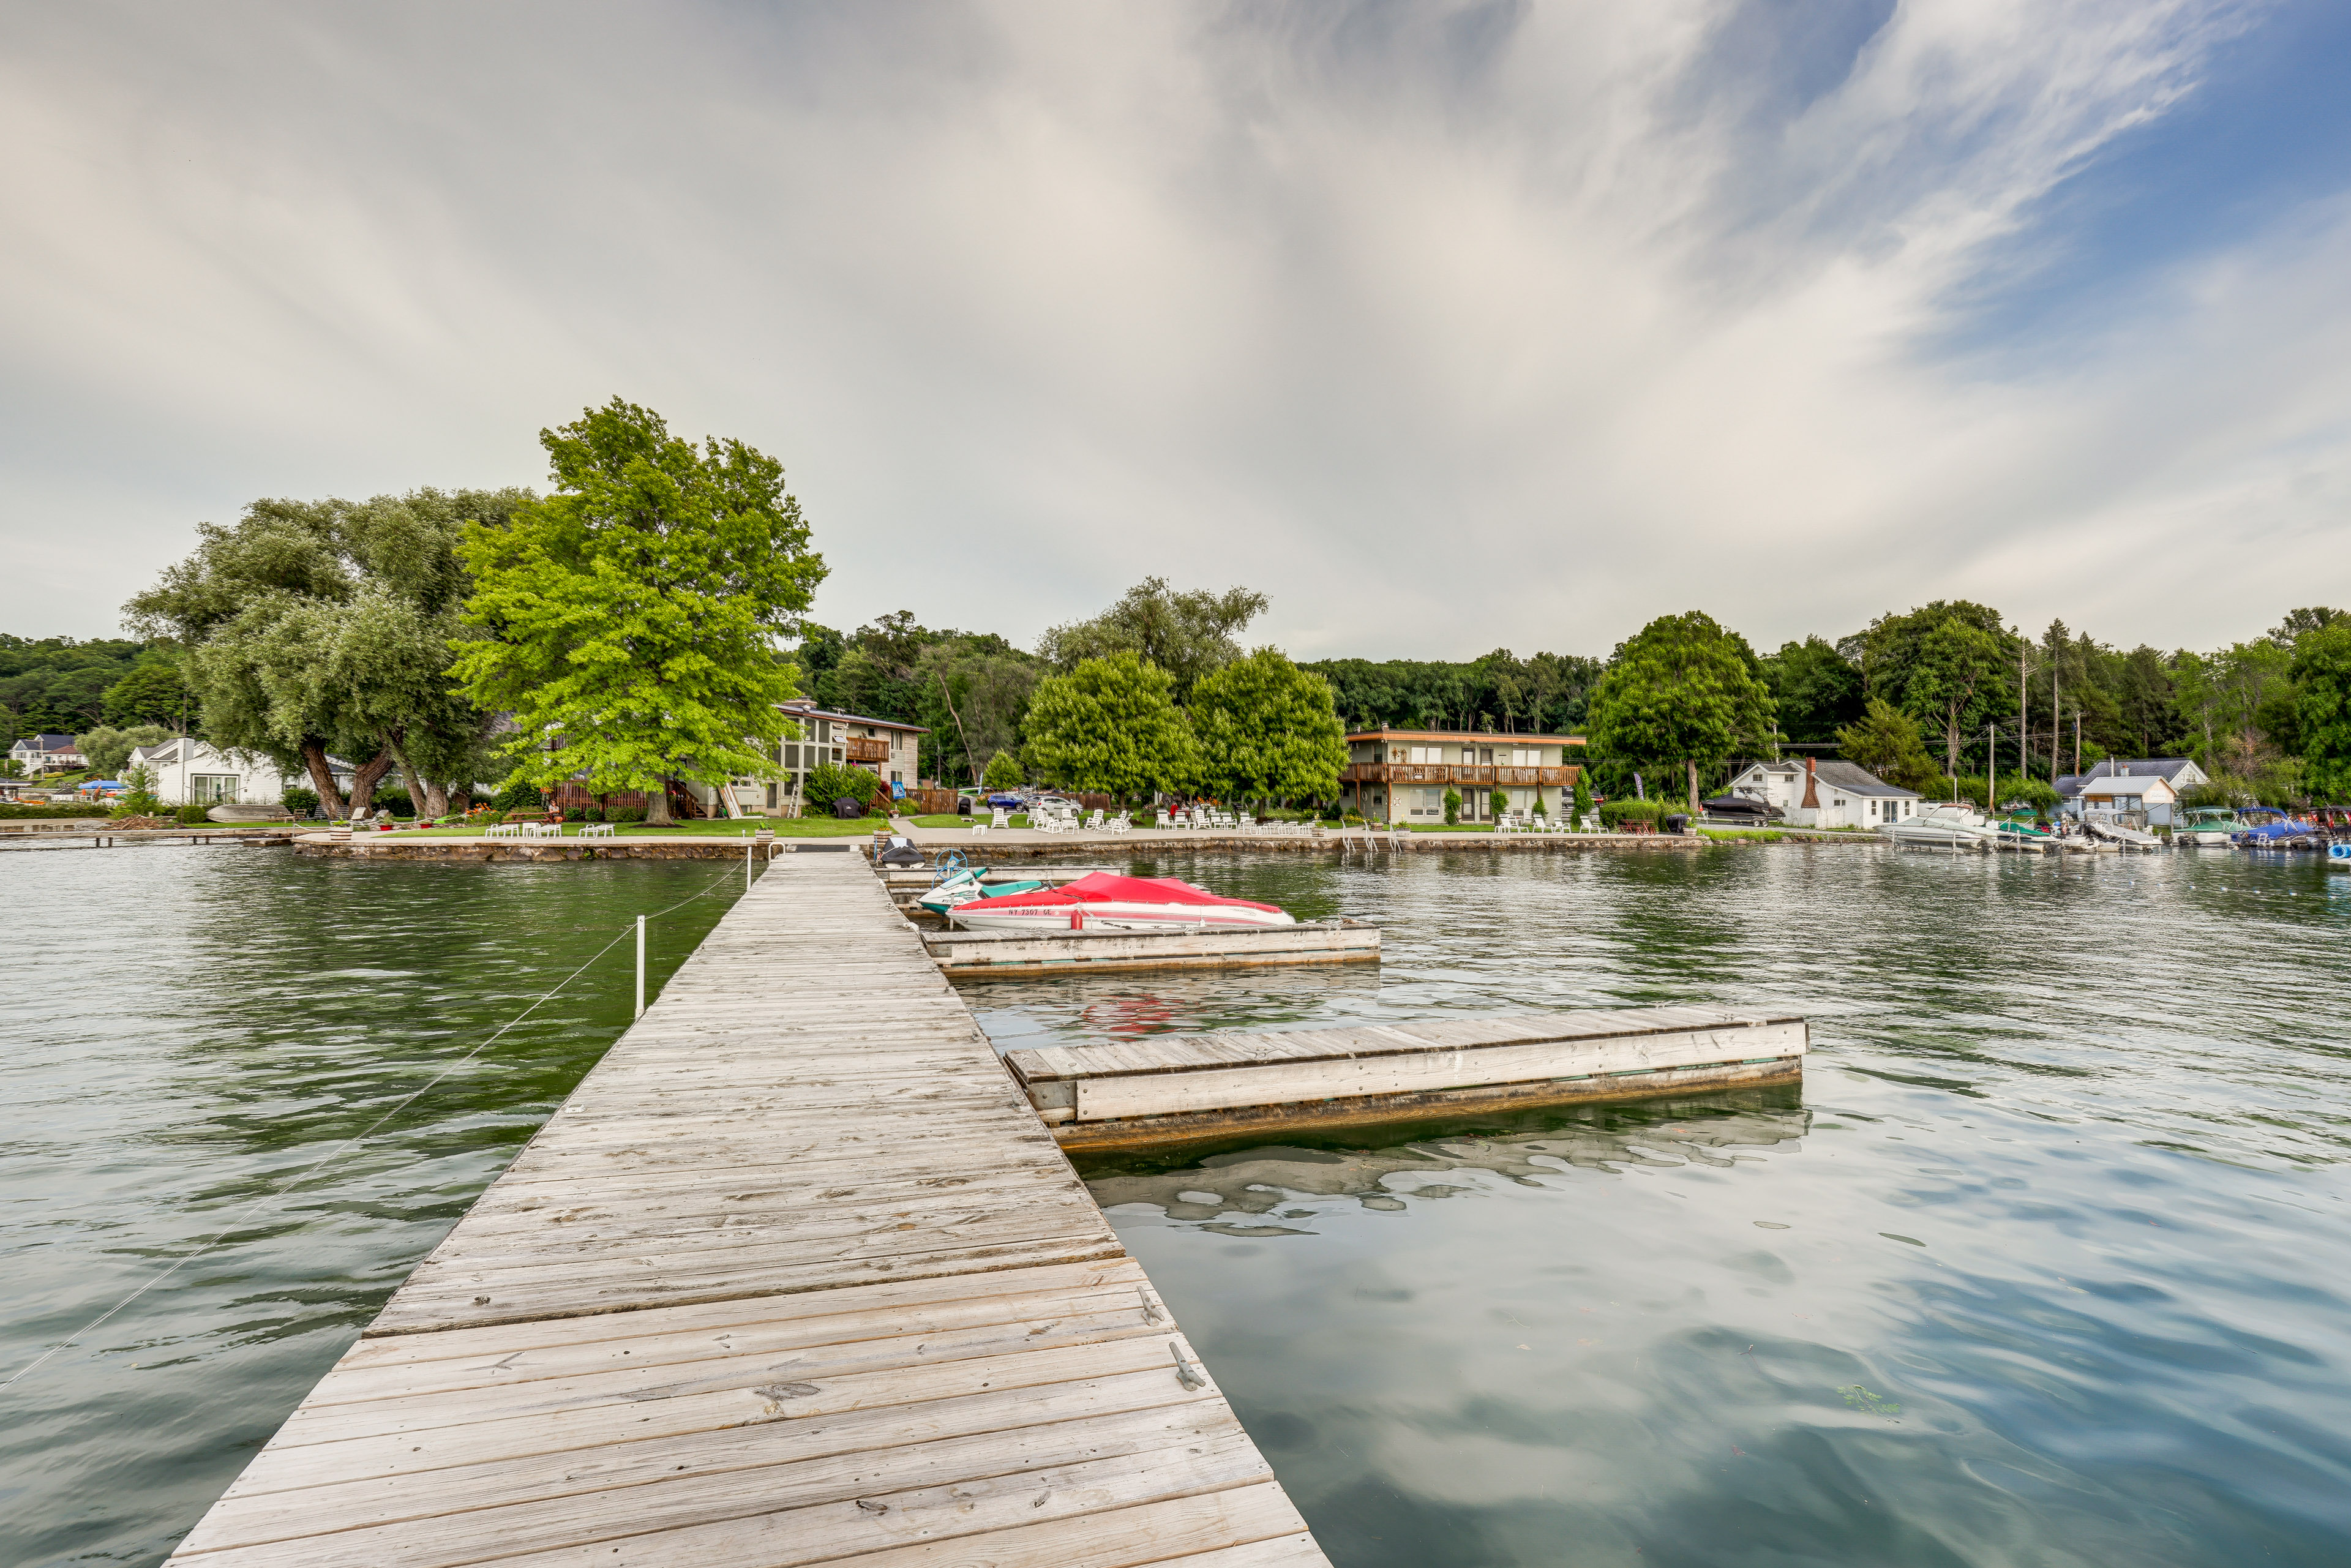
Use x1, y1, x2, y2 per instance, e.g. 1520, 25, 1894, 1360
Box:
127, 737, 344, 808
8, 734, 86, 776
681, 699, 929, 817
1340, 729, 1586, 823
1722, 758, 1924, 828
2055, 758, 2206, 827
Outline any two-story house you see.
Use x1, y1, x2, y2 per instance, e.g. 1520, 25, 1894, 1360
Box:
1341, 729, 1586, 823
703, 700, 929, 816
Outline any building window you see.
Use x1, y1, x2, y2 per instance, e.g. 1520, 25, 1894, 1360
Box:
190, 775, 238, 804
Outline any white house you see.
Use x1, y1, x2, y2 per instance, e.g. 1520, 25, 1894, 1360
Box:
2055, 759, 2205, 826
1722, 757, 1924, 829
2076, 772, 2179, 827
679, 700, 931, 817
8, 734, 84, 775
130, 738, 304, 808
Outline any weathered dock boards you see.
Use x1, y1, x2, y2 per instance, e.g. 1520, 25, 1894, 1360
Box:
165, 854, 1329, 1567
1008, 1006, 1805, 1150
926, 920, 1381, 979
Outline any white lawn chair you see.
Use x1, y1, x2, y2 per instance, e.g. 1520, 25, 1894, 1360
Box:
991, 809, 1011, 830
579, 822, 615, 839
1154, 810, 1171, 829
1108, 813, 1130, 835
1086, 809, 1104, 831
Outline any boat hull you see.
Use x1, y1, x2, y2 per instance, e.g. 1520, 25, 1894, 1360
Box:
948, 901, 1297, 934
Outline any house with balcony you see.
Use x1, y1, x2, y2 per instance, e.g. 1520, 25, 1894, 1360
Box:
1341, 729, 1586, 823
2053, 758, 2206, 826
9, 734, 85, 776
694, 699, 929, 816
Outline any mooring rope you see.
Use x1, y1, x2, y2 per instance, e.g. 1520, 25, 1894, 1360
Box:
0, 865, 753, 1394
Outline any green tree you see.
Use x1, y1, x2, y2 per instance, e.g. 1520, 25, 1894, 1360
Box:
1836, 699, 1941, 794
1490, 787, 1509, 818
74, 724, 171, 778
1571, 772, 1592, 825
2292, 620, 2351, 801
102, 658, 192, 730
982, 749, 1024, 790
1187, 647, 1348, 811
452, 399, 826, 825
1022, 651, 1198, 800
1038, 578, 1268, 702
127, 490, 521, 816
1585, 612, 1775, 813
919, 637, 1042, 787
1906, 618, 2009, 782
1760, 636, 1865, 746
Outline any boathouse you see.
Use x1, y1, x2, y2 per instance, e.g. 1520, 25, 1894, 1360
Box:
1341, 729, 1586, 823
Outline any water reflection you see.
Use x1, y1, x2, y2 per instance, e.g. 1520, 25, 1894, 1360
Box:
971, 847, 2351, 1566
1, 850, 744, 1568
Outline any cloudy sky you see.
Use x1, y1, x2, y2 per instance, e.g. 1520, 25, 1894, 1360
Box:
4, 0, 2347, 659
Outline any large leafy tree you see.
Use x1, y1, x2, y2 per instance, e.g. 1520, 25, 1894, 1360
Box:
1586, 611, 1774, 812
1836, 699, 1941, 794
1189, 647, 1348, 809
1022, 651, 1198, 800
127, 490, 520, 815
1760, 636, 1864, 746
102, 658, 192, 730
452, 399, 826, 824
1856, 601, 2012, 781
2292, 621, 2351, 802
1038, 578, 1267, 702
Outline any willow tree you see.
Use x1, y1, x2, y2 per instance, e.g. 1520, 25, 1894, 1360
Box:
452, 399, 826, 824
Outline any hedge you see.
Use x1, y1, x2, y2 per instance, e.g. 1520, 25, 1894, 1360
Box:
0, 804, 110, 819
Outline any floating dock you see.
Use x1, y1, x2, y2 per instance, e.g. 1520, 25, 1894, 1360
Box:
926, 920, 1381, 978
164, 854, 1329, 1567
1007, 1006, 1805, 1150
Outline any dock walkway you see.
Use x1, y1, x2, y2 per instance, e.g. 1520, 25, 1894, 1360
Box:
166, 853, 1327, 1567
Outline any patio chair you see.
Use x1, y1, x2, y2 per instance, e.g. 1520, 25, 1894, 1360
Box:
1086, 809, 1104, 830
1108, 814, 1130, 835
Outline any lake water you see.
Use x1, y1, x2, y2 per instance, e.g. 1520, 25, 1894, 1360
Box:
968, 846, 2351, 1567
0, 849, 747, 1567
4, 842, 2349, 1566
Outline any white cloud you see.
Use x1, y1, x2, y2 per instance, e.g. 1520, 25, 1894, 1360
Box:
0, 0, 2341, 658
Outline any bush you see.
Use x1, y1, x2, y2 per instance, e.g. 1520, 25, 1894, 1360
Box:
982, 751, 1024, 789
492, 776, 546, 812
0, 803, 110, 819
283, 787, 320, 817
1442, 788, 1461, 826
1489, 788, 1508, 818
563, 806, 589, 822
176, 803, 211, 825
806, 760, 882, 815
1599, 798, 1668, 830
372, 789, 414, 818
609, 805, 648, 823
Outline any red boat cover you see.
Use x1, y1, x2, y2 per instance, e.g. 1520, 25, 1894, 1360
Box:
955, 871, 1283, 914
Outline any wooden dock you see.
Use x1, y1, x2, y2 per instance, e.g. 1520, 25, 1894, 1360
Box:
165, 853, 1329, 1567
1007, 1006, 1805, 1150
926, 921, 1381, 979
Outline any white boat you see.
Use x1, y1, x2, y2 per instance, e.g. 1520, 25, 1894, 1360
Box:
1880, 804, 2004, 850
946, 871, 1295, 934
2175, 807, 2238, 848
918, 866, 1044, 915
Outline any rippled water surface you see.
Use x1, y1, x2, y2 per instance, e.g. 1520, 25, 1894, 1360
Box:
967, 846, 2351, 1567
0, 849, 747, 1567
7, 843, 2349, 1567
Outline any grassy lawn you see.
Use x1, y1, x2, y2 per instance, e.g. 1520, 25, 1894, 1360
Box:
908, 813, 1030, 829
400, 816, 883, 839
1406, 822, 1498, 832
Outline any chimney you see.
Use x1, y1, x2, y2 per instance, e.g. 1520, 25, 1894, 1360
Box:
1802, 757, 1820, 809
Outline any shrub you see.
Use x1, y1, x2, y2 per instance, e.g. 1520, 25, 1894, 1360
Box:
176, 803, 211, 825
806, 760, 882, 814
1599, 798, 1668, 830
609, 805, 648, 822
283, 787, 321, 817
1442, 788, 1461, 825
982, 751, 1024, 789
1531, 795, 1547, 817
1489, 788, 1508, 818
492, 776, 545, 812
372, 789, 414, 818
563, 806, 588, 822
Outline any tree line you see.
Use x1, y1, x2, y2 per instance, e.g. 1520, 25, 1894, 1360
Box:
21, 392, 2347, 819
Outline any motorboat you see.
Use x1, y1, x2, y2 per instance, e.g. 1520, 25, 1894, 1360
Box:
2082, 817, 2166, 850
918, 865, 1044, 915
1880, 803, 2004, 849
2233, 808, 2322, 850
945, 871, 1295, 933
2175, 807, 2238, 848
2330, 843, 2350, 871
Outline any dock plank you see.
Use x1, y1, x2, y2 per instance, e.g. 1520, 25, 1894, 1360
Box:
165, 854, 1327, 1566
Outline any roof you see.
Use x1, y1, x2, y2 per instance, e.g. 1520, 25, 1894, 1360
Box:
2077, 774, 2173, 797
779, 700, 928, 735
1346, 729, 1587, 745
1731, 759, 1919, 798
2057, 759, 2201, 795
10, 733, 81, 751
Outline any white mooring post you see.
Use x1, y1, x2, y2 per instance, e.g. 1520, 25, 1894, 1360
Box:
634, 915, 646, 1019
746, 834, 753, 891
